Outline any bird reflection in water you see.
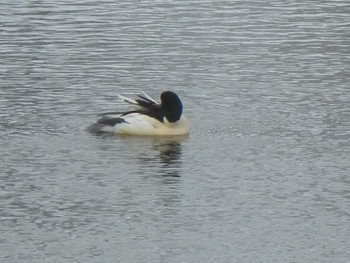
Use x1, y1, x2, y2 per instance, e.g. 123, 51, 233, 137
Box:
89, 130, 188, 179
136, 135, 188, 179
155, 136, 187, 178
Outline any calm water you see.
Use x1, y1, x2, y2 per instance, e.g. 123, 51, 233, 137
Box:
1, 1, 349, 262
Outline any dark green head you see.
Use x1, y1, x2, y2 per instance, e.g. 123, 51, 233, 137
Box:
160, 91, 183, 122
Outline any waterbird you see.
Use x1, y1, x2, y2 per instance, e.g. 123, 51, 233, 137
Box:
89, 91, 189, 136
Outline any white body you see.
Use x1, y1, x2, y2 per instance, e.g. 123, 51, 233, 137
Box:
101, 114, 189, 136
101, 113, 190, 136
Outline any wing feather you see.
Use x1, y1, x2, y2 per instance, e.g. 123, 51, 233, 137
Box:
139, 90, 157, 103
98, 92, 164, 123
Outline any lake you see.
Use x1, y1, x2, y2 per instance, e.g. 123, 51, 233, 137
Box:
1, 1, 349, 262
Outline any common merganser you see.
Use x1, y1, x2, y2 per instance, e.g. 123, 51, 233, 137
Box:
90, 91, 189, 136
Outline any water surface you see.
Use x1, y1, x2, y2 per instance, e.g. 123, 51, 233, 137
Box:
1, 1, 349, 262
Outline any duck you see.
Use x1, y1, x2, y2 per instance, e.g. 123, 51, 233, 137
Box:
90, 91, 189, 136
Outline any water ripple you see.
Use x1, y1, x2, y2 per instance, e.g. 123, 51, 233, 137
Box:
1, 1, 349, 262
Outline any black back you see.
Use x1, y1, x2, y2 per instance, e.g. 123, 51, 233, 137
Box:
97, 91, 183, 125
97, 117, 126, 126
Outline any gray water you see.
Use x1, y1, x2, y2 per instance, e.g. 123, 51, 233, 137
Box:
1, 1, 349, 262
